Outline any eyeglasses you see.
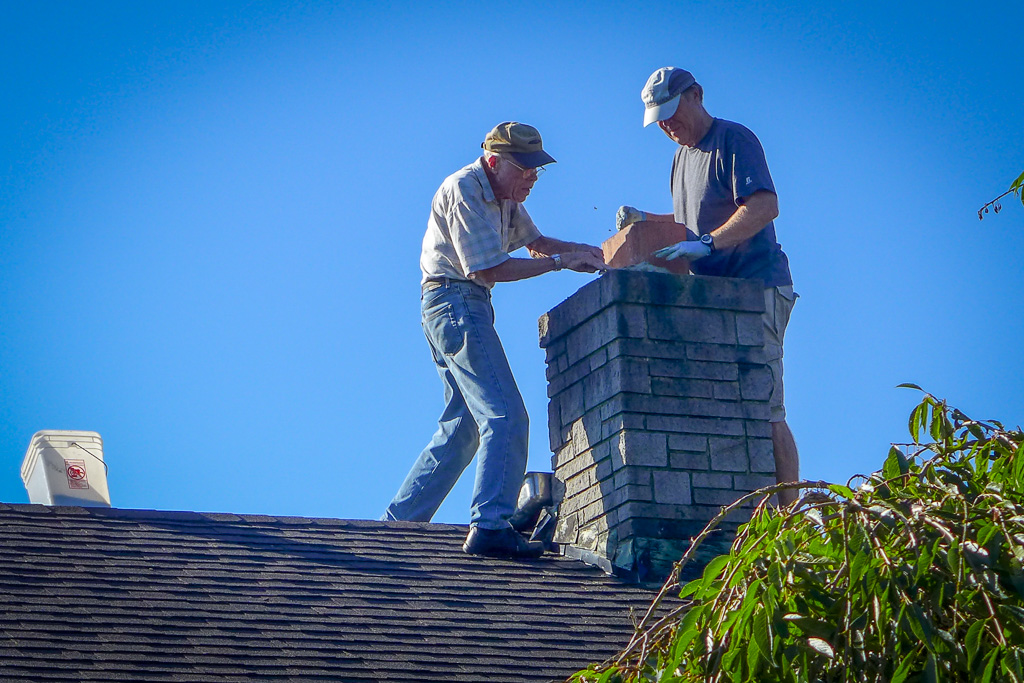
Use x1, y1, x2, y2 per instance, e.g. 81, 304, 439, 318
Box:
504, 156, 546, 178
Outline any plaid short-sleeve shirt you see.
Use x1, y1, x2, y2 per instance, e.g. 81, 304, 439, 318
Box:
420, 158, 541, 288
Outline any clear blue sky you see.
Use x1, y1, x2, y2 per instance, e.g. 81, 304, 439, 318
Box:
2, 1, 1022, 522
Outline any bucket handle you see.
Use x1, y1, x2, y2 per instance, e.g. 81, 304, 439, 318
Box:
70, 442, 109, 475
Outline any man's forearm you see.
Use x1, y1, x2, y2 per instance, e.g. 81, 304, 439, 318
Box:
710, 191, 779, 249
527, 235, 596, 257
637, 212, 676, 223
645, 191, 778, 249
470, 256, 558, 286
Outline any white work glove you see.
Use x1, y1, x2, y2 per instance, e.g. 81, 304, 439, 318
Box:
615, 205, 647, 231
654, 240, 712, 261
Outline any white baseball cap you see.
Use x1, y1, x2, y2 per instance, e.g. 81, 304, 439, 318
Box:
641, 67, 696, 127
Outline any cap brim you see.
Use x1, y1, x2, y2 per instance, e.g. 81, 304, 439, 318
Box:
643, 94, 680, 127
509, 149, 556, 167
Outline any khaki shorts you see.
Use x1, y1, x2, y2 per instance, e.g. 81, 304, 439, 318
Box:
764, 285, 797, 423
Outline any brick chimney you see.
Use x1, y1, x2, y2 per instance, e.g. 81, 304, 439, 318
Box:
539, 270, 775, 581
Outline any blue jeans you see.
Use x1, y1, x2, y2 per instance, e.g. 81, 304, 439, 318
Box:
382, 279, 529, 529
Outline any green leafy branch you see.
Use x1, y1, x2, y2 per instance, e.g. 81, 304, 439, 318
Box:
571, 387, 1024, 683
979, 170, 1024, 219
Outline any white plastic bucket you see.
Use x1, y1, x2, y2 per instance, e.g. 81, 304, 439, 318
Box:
21, 430, 111, 507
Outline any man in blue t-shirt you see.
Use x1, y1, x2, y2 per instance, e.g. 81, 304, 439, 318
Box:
617, 66, 800, 505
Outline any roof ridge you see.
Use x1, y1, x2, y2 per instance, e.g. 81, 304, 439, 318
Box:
0, 503, 468, 531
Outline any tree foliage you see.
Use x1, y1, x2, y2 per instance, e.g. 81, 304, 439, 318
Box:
978, 170, 1024, 219
571, 389, 1024, 682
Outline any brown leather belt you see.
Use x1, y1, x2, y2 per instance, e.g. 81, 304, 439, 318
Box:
422, 276, 471, 290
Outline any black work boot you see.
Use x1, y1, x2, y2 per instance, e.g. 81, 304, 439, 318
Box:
463, 525, 545, 559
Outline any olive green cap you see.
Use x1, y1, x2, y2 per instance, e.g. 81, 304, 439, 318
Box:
481, 122, 556, 167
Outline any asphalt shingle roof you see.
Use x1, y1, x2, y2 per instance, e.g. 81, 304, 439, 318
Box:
0, 503, 660, 682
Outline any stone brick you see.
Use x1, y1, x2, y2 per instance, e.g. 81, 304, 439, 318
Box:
559, 380, 585, 424
739, 363, 773, 402
686, 343, 767, 364
580, 498, 616, 525
568, 483, 608, 514
565, 331, 598, 370
744, 419, 773, 438
544, 338, 566, 363
550, 477, 566, 508
616, 501, 710, 527
538, 280, 605, 347
576, 518, 613, 553
598, 270, 764, 312
597, 269, 650, 306
692, 472, 734, 489
619, 500, 727, 525
693, 487, 746, 506
647, 307, 736, 345
617, 431, 668, 467
588, 347, 608, 372
617, 484, 654, 503
545, 361, 559, 381
584, 357, 651, 410
538, 311, 556, 347
708, 437, 749, 472
733, 474, 777, 492
565, 463, 602, 497
562, 482, 602, 513
674, 274, 765, 312
646, 414, 745, 436
547, 400, 563, 452
546, 350, 595, 398
607, 337, 689, 363
735, 312, 764, 346
552, 441, 575, 470
712, 381, 741, 401
591, 434, 612, 457
618, 393, 747, 420
651, 377, 715, 399
653, 470, 692, 505
613, 468, 652, 489
553, 508, 579, 545
602, 413, 645, 441
670, 451, 709, 470
554, 444, 613, 482
648, 357, 739, 381
617, 518, 709, 543
668, 433, 707, 452
566, 305, 646, 366
559, 412, 603, 459
601, 221, 690, 274
749, 438, 775, 473
617, 305, 648, 338
742, 401, 771, 421
553, 445, 590, 479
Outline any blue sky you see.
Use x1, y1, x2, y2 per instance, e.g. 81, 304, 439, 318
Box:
2, 1, 1022, 522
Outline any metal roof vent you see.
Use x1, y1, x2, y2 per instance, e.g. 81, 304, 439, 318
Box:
21, 430, 111, 507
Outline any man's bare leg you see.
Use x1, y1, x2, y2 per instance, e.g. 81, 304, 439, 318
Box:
772, 420, 800, 507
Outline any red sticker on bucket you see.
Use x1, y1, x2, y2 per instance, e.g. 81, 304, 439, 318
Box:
65, 460, 90, 490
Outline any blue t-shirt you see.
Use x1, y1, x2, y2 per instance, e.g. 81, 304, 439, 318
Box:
671, 118, 792, 288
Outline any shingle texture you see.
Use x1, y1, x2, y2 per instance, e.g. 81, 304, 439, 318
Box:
0, 503, 659, 683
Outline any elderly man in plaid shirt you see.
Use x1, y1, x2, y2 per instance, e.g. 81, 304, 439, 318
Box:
383, 122, 607, 558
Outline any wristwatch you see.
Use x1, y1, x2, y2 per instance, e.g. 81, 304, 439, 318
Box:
551, 254, 563, 271
700, 233, 715, 252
